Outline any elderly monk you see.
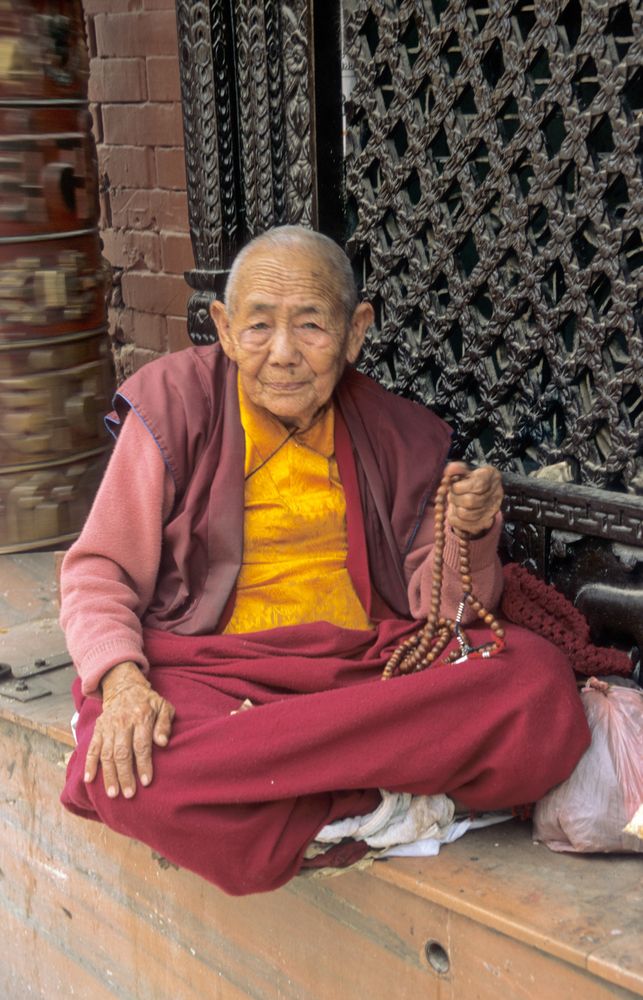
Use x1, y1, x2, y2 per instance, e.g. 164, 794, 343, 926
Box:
60, 226, 589, 895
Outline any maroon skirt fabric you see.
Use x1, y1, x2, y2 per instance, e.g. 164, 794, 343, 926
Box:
61, 618, 590, 895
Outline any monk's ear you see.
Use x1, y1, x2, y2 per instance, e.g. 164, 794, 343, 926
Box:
345, 302, 374, 363
209, 300, 237, 360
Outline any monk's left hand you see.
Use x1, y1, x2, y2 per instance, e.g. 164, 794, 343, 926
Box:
444, 460, 503, 536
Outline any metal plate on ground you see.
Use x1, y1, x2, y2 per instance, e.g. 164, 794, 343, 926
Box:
0, 617, 70, 676
0, 677, 52, 702
0, 616, 71, 699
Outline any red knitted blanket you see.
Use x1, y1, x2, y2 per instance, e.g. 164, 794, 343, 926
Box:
501, 563, 633, 677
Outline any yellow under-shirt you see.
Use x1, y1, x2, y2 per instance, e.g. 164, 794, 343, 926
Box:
223, 379, 372, 634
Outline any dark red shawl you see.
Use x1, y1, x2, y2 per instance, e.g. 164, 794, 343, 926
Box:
105, 345, 452, 631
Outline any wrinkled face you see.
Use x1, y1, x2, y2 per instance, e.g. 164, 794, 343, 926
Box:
210, 245, 373, 430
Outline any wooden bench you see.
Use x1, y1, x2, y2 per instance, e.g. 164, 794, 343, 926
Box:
1, 553, 641, 999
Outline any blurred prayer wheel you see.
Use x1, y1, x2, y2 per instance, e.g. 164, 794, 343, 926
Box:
0, 0, 111, 553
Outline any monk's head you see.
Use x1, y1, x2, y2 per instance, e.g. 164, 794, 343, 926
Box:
209, 226, 374, 431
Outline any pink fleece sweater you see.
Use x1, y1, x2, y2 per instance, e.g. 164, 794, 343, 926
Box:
60, 411, 503, 696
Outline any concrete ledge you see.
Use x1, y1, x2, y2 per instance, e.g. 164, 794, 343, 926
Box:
1, 687, 642, 1000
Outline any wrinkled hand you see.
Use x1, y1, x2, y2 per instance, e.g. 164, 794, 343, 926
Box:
84, 661, 175, 799
444, 460, 503, 536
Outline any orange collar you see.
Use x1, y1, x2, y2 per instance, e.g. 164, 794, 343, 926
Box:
237, 373, 335, 466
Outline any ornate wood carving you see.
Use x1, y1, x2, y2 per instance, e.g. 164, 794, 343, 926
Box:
176, 0, 239, 271
500, 477, 643, 660
341, 0, 642, 664
343, 0, 642, 495
502, 474, 643, 548
176, 0, 315, 343
281, 0, 315, 228
175, 0, 643, 662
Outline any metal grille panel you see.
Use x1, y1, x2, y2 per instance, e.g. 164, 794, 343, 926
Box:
343, 0, 642, 491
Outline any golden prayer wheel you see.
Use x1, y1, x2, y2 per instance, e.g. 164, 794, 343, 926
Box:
0, 0, 111, 553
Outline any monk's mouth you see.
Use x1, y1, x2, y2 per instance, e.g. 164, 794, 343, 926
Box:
265, 382, 308, 392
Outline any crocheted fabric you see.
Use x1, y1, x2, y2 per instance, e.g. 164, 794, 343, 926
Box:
501, 564, 633, 678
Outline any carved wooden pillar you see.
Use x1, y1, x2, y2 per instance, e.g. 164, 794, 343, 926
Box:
175, 0, 322, 343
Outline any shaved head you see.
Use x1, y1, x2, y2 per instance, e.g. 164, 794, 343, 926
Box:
209, 225, 374, 431
225, 226, 359, 323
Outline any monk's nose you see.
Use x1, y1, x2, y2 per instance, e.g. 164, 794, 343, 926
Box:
268, 326, 301, 365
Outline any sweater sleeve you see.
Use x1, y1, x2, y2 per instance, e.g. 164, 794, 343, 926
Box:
60, 411, 175, 697
404, 505, 504, 623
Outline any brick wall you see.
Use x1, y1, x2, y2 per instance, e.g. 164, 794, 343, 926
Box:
84, 0, 193, 380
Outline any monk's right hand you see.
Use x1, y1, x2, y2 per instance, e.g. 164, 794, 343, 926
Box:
84, 661, 175, 800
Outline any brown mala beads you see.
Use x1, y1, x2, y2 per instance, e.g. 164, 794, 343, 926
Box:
382, 469, 506, 680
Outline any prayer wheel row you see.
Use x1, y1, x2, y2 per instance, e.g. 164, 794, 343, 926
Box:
0, 0, 111, 552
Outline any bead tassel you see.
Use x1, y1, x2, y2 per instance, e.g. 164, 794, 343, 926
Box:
382, 470, 506, 680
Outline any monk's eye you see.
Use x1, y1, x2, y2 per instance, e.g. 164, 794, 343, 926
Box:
296, 321, 328, 337
239, 324, 272, 348
297, 324, 333, 347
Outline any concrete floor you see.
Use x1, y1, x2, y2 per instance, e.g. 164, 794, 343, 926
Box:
0, 550, 60, 631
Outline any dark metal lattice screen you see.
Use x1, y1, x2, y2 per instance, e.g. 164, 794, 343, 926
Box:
343, 0, 642, 492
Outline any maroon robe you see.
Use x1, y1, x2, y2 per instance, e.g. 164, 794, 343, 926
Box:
102, 344, 453, 628
61, 347, 590, 895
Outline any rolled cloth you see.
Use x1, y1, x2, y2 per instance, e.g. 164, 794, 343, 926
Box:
61, 617, 590, 896
501, 563, 633, 677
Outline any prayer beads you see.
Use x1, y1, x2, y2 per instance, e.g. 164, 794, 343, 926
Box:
382, 469, 505, 680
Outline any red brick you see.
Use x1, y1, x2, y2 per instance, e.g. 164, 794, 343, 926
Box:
98, 190, 112, 228
130, 346, 163, 372
101, 228, 162, 272
94, 11, 178, 58
161, 232, 193, 274
102, 102, 183, 146
121, 272, 190, 315
98, 144, 156, 189
146, 56, 181, 102
108, 307, 126, 343
116, 343, 164, 379
85, 14, 98, 59
167, 315, 191, 352
89, 102, 103, 144
109, 307, 167, 352
155, 147, 186, 190
89, 58, 147, 103
110, 188, 188, 231
143, 0, 175, 8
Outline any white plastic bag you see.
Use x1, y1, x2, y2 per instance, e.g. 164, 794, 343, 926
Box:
533, 678, 643, 853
